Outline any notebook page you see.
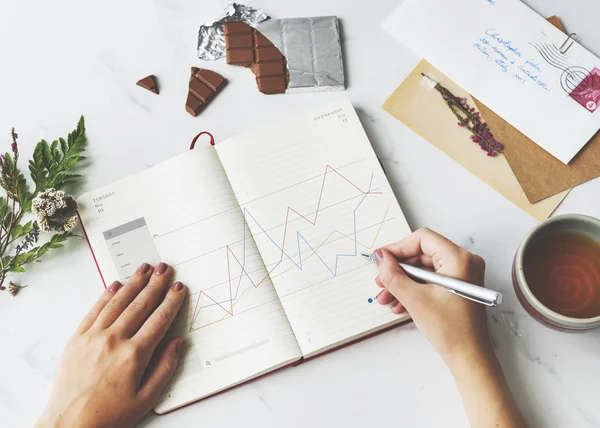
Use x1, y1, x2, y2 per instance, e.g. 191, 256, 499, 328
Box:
77, 147, 301, 414
216, 99, 412, 357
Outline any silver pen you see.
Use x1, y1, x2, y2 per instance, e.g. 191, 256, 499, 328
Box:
361, 253, 502, 307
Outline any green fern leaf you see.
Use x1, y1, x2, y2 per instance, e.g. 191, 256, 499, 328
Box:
30, 116, 86, 194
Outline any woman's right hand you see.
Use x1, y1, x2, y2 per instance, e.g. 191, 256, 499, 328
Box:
374, 228, 526, 428
373, 227, 490, 363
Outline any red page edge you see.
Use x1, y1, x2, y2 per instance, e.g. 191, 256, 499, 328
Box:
154, 318, 413, 415
78, 211, 107, 289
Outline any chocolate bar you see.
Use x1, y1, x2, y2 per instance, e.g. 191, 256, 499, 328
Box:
185, 68, 227, 117
255, 17, 345, 93
136, 75, 159, 94
224, 22, 289, 95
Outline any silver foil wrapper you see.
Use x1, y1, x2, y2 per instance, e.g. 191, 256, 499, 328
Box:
197, 2, 269, 60
256, 16, 346, 93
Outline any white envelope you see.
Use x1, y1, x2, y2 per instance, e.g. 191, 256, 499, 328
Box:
384, 0, 600, 164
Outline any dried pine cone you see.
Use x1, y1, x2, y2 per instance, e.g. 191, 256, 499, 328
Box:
32, 189, 78, 233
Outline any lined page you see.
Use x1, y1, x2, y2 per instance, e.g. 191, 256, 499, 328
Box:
77, 147, 301, 414
216, 99, 412, 357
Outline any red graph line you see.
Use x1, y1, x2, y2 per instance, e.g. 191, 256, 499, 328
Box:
191, 165, 382, 327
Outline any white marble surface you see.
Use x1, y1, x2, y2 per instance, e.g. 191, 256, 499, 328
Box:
1, 0, 600, 427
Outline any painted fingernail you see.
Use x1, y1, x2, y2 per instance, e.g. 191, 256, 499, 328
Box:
373, 249, 384, 265
156, 262, 168, 275
172, 281, 184, 292
108, 281, 121, 292
176, 340, 185, 355
137, 263, 151, 274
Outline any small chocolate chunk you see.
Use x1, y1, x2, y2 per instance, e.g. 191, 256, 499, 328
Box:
224, 21, 289, 95
136, 75, 159, 94
185, 68, 227, 117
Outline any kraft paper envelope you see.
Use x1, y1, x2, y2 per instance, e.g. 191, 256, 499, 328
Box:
382, 60, 568, 221
472, 18, 600, 204
384, 0, 600, 164
475, 101, 600, 203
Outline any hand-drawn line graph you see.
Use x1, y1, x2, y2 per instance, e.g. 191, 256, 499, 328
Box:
188, 165, 388, 331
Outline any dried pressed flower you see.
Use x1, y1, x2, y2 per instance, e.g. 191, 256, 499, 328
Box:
424, 74, 504, 157
32, 189, 78, 233
8, 281, 27, 297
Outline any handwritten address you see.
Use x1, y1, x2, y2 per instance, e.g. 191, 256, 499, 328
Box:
473, 29, 550, 91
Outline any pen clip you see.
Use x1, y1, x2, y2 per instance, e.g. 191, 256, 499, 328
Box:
448, 289, 495, 307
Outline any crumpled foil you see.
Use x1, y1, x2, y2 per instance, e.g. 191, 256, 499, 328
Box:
197, 2, 269, 60
256, 17, 346, 93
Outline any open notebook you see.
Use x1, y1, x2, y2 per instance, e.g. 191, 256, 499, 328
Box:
77, 99, 412, 414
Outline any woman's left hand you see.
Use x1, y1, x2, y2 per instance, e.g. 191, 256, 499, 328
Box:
35, 262, 186, 428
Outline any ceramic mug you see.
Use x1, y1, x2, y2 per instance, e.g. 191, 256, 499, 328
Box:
512, 214, 600, 332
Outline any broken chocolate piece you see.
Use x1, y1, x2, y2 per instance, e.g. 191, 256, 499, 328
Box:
224, 21, 289, 95
185, 68, 227, 117
136, 75, 159, 94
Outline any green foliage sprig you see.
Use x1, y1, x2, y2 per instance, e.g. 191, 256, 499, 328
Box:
0, 117, 86, 292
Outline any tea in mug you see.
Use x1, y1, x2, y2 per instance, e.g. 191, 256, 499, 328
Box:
524, 231, 600, 319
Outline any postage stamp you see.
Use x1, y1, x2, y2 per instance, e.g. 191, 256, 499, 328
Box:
568, 67, 600, 113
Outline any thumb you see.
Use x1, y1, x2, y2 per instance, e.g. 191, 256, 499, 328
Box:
374, 249, 416, 301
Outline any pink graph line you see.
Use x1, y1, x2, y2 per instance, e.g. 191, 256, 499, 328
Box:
190, 165, 382, 327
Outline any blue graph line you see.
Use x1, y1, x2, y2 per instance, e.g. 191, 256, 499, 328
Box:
293, 175, 372, 276
191, 173, 376, 325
